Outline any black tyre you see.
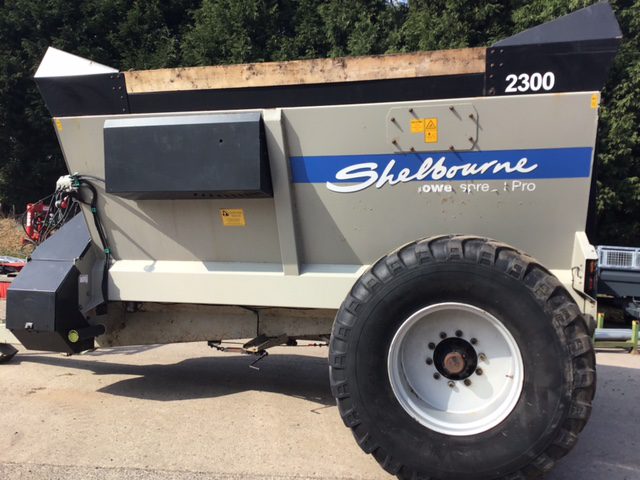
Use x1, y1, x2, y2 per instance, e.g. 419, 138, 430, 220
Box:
329, 235, 595, 480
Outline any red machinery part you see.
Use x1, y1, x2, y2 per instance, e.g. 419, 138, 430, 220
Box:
24, 202, 50, 244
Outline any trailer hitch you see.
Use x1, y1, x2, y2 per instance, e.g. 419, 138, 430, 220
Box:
0, 343, 18, 363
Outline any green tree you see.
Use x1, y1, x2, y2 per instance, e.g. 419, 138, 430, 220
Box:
0, 0, 198, 210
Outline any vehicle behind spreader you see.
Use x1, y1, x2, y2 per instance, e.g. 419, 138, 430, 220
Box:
2, 3, 622, 479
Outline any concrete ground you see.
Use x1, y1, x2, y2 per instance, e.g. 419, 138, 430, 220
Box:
1, 303, 639, 480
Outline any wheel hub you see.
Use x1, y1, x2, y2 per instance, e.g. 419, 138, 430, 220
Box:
434, 337, 478, 380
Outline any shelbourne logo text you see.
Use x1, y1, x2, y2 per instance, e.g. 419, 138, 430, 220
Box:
325, 156, 538, 193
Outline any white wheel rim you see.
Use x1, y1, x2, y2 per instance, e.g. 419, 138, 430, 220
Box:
387, 302, 524, 436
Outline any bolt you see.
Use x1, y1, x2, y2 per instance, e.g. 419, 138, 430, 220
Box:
464, 379, 472, 386
409, 108, 414, 113
449, 145, 455, 151
439, 332, 447, 339
479, 353, 487, 362
469, 137, 474, 143
433, 372, 441, 380
490, 63, 495, 68
426, 357, 433, 365
468, 113, 475, 120
476, 368, 483, 376
455, 330, 463, 337
428, 342, 436, 350
410, 147, 416, 152
470, 338, 478, 345
392, 139, 398, 146
449, 106, 455, 111
390, 117, 396, 123
448, 381, 455, 388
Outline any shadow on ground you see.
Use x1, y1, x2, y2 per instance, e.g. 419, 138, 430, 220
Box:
10, 349, 333, 407
5, 347, 640, 479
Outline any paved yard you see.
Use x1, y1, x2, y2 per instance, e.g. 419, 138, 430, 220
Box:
1, 304, 639, 480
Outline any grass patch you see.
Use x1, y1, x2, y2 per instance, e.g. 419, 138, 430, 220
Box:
0, 217, 33, 258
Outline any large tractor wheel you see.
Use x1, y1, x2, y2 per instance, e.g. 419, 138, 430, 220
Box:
329, 235, 595, 480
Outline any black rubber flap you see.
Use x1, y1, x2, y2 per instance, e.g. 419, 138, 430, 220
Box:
494, 2, 622, 47
104, 112, 272, 199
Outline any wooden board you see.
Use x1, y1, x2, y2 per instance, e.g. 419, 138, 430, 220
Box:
125, 47, 486, 94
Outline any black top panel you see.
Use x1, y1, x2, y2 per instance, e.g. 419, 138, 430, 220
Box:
494, 2, 622, 47
127, 74, 485, 115
35, 73, 129, 117
485, 38, 620, 96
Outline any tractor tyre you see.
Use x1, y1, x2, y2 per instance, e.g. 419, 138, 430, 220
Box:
329, 235, 595, 480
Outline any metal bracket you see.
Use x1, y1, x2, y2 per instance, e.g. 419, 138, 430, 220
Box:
0, 343, 18, 363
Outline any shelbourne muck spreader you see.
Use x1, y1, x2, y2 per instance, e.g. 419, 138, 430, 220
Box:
2, 3, 624, 479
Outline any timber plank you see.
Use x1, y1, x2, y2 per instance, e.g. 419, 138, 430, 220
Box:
125, 47, 486, 94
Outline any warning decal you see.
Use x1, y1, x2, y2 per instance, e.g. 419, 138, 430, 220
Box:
424, 118, 438, 143
220, 208, 246, 227
409, 117, 438, 143
410, 119, 424, 133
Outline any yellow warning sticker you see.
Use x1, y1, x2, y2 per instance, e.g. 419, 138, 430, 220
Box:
410, 119, 424, 133
591, 93, 599, 109
220, 208, 246, 227
55, 118, 63, 132
424, 118, 438, 143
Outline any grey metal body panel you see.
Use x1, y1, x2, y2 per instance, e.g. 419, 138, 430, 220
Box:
54, 91, 599, 310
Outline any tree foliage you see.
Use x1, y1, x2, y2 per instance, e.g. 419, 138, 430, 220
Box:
0, 0, 638, 244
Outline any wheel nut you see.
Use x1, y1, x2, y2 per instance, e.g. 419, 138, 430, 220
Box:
455, 330, 463, 337
426, 357, 433, 365
433, 372, 441, 380
428, 342, 436, 350
448, 381, 455, 388
439, 332, 447, 339
464, 379, 472, 386
470, 338, 478, 345
479, 353, 487, 362
476, 368, 483, 376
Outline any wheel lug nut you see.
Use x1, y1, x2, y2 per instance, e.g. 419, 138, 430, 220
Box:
439, 332, 447, 339
448, 381, 455, 388
464, 379, 472, 386
433, 372, 441, 380
470, 338, 478, 345
426, 357, 433, 365
455, 330, 463, 337
428, 342, 436, 350
476, 368, 483, 376
479, 353, 487, 362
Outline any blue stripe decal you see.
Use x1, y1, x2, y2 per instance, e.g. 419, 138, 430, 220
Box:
290, 148, 592, 189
